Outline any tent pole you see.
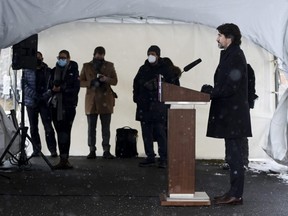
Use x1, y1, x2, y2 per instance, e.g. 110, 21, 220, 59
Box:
274, 56, 280, 108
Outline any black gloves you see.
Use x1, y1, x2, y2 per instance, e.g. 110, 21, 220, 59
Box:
201, 84, 213, 95
90, 78, 101, 88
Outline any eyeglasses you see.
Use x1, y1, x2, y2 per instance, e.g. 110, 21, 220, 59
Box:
57, 56, 67, 60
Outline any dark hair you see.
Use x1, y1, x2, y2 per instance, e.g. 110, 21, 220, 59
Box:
59, 50, 70, 58
93, 46, 106, 56
37, 51, 43, 58
147, 45, 161, 56
217, 23, 242, 46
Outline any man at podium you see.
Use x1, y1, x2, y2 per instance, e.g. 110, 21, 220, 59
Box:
133, 45, 180, 168
201, 23, 252, 205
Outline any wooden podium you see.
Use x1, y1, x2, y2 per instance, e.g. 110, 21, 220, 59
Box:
159, 82, 211, 206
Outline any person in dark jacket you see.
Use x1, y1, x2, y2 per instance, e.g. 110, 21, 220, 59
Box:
161, 57, 181, 86
49, 50, 80, 169
201, 23, 252, 205
133, 45, 180, 168
23, 51, 57, 157
222, 63, 258, 170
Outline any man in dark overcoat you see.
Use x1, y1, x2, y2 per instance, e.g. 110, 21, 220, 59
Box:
201, 23, 252, 205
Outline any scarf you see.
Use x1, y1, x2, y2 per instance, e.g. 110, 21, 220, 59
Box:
53, 64, 68, 121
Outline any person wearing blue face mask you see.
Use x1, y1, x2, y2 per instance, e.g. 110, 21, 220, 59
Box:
57, 58, 67, 67
48, 50, 80, 169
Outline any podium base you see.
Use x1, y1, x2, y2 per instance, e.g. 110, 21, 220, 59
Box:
160, 192, 211, 206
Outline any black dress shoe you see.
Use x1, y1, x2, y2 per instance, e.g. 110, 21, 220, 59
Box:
158, 160, 167, 169
213, 193, 229, 200
139, 158, 156, 167
221, 163, 230, 170
53, 159, 73, 170
87, 151, 96, 159
214, 196, 243, 205
50, 152, 58, 157
103, 151, 115, 159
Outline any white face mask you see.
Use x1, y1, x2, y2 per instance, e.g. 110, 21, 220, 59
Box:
148, 55, 157, 64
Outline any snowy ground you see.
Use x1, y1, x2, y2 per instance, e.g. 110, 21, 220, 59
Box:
249, 158, 288, 184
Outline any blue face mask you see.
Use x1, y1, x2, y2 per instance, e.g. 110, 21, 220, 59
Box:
57, 59, 67, 67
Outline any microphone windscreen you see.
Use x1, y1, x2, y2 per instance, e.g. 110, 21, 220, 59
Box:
183, 58, 202, 72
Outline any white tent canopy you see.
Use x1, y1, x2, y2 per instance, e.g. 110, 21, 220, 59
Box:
0, 0, 288, 67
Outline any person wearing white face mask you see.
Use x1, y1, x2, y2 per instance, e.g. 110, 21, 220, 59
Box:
133, 45, 181, 168
48, 50, 80, 169
147, 54, 157, 64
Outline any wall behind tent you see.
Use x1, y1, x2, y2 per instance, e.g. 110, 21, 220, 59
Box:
35, 21, 275, 159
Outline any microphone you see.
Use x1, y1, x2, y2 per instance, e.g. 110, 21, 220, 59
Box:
183, 58, 202, 72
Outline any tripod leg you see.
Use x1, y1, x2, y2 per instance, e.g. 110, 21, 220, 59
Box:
0, 173, 11, 180
39, 151, 54, 170
0, 128, 21, 163
25, 130, 54, 169
18, 127, 28, 166
5, 69, 54, 170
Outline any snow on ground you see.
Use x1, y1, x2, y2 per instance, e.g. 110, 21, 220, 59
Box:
249, 159, 288, 184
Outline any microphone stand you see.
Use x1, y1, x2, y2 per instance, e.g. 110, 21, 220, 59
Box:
158, 74, 163, 102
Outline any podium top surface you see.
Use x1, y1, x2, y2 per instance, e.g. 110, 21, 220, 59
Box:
161, 82, 210, 102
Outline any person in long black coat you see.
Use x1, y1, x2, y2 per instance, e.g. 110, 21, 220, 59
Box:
133, 45, 180, 168
201, 23, 252, 205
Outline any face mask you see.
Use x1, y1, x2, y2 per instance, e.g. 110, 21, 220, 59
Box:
93, 58, 104, 70
148, 55, 157, 64
93, 58, 104, 63
57, 59, 67, 67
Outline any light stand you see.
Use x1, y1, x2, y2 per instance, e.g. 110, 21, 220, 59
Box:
0, 69, 53, 169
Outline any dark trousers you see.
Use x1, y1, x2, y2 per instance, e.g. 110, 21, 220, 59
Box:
52, 107, 76, 160
225, 137, 249, 166
87, 113, 111, 152
225, 138, 245, 198
26, 104, 57, 154
242, 137, 249, 166
140, 121, 167, 161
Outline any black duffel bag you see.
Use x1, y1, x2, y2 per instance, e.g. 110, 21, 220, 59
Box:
115, 126, 138, 158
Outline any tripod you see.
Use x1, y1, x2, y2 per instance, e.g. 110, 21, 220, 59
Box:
0, 70, 53, 169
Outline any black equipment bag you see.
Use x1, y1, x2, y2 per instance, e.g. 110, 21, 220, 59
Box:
115, 126, 138, 158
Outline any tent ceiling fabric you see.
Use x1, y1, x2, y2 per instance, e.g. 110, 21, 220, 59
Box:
1, 0, 288, 67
